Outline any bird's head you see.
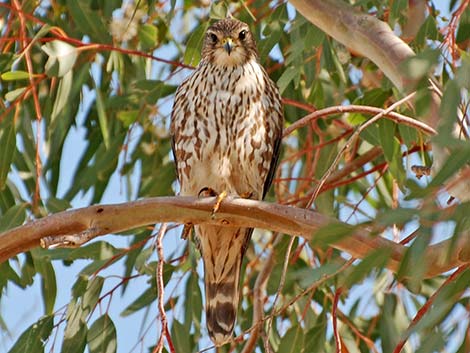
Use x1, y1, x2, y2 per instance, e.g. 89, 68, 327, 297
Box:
202, 18, 258, 67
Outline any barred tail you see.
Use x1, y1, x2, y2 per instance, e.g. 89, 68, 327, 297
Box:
205, 275, 239, 346
198, 226, 252, 346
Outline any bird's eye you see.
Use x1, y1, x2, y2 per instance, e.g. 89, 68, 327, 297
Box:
209, 33, 218, 43
238, 30, 247, 40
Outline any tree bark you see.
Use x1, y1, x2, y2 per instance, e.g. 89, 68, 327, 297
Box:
0, 196, 468, 278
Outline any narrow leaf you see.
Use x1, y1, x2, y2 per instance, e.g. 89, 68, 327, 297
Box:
0, 117, 17, 190
0, 203, 28, 232
94, 87, 110, 149
8, 315, 54, 353
1, 71, 31, 81
87, 314, 117, 353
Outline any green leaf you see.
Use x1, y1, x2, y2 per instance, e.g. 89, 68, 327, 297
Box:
415, 331, 445, 353
400, 48, 440, 81
377, 207, 416, 226
295, 262, 341, 289
379, 294, 402, 352
41, 40, 78, 77
138, 24, 158, 50
61, 301, 88, 353
66, 0, 112, 43
398, 123, 419, 147
0, 261, 22, 292
82, 276, 104, 315
0, 204, 28, 232
31, 249, 57, 315
341, 247, 392, 288
311, 222, 355, 246
46, 196, 72, 213
5, 87, 27, 101
87, 314, 117, 353
94, 86, 110, 150
121, 287, 156, 317
278, 325, 304, 353
258, 4, 287, 59
8, 315, 54, 353
415, 16, 439, 47
389, 0, 407, 25
456, 7, 470, 43
171, 319, 190, 353
117, 110, 139, 128
1, 71, 31, 81
303, 314, 327, 353
429, 147, 470, 187
437, 80, 460, 136
183, 23, 208, 66
378, 119, 396, 163
0, 117, 17, 190
0, 53, 15, 72
37, 241, 120, 263
51, 70, 73, 124
184, 271, 202, 331
277, 66, 298, 95
210, 2, 229, 19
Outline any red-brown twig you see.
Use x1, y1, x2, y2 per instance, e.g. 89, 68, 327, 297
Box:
12, 0, 43, 212
153, 223, 176, 353
392, 265, 470, 353
283, 103, 436, 137
333, 287, 344, 353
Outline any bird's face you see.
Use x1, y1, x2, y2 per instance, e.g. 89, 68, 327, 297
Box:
202, 18, 258, 67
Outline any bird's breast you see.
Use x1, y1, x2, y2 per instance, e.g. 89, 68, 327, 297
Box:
179, 61, 271, 197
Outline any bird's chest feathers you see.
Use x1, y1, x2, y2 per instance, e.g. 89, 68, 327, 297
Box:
183, 62, 268, 194
207, 63, 262, 117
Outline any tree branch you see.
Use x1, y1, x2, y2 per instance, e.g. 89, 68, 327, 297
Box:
289, 0, 470, 202
0, 196, 469, 278
288, 0, 414, 90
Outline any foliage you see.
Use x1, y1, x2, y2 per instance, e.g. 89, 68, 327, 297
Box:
0, 0, 470, 352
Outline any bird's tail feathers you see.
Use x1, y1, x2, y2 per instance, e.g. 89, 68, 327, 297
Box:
200, 226, 252, 346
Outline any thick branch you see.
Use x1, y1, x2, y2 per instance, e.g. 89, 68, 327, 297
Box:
0, 196, 469, 278
288, 0, 414, 90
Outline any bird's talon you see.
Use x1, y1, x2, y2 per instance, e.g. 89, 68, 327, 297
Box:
198, 187, 218, 198
211, 190, 227, 217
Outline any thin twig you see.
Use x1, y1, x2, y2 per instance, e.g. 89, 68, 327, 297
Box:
153, 223, 176, 353
264, 236, 295, 352
308, 92, 417, 206
12, 0, 43, 212
332, 287, 343, 353
241, 234, 279, 353
392, 265, 470, 353
283, 103, 436, 137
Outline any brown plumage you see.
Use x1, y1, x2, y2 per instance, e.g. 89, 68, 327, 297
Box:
170, 18, 283, 346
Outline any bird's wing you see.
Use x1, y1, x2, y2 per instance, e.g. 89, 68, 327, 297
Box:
262, 130, 282, 199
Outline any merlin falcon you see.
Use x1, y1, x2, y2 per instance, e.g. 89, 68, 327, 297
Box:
170, 18, 283, 346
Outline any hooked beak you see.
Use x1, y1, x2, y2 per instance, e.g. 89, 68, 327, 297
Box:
222, 37, 233, 55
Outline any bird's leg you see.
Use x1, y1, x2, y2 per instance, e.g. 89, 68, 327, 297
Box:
181, 223, 193, 240
198, 187, 227, 218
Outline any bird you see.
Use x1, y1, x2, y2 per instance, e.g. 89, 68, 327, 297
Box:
170, 17, 283, 346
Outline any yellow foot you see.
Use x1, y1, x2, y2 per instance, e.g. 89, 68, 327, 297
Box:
197, 187, 228, 219
212, 190, 227, 217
